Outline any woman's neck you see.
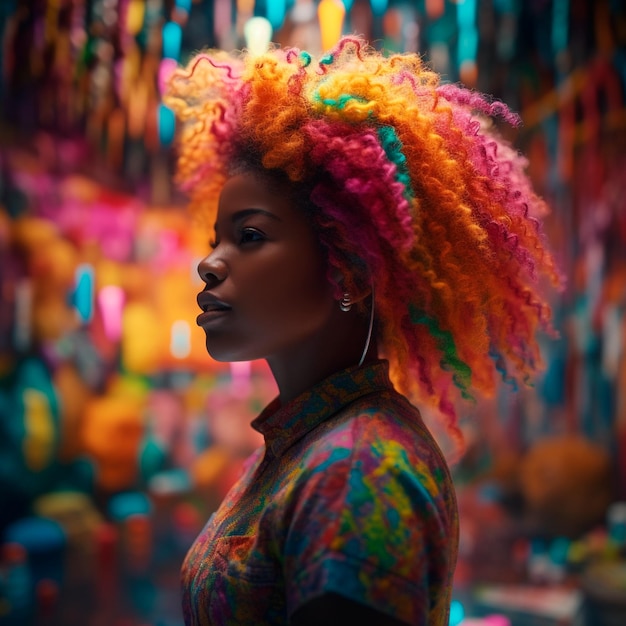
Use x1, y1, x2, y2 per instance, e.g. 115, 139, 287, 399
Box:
266, 316, 378, 405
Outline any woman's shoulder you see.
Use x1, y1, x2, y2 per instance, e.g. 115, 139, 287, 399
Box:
300, 389, 453, 496
326, 388, 437, 455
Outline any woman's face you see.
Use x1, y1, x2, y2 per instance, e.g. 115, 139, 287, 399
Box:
196, 171, 336, 363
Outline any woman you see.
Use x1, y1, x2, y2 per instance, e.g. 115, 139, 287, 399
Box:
165, 37, 561, 626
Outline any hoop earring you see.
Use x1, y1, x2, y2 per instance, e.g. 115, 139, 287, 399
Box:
339, 293, 352, 312
358, 288, 375, 367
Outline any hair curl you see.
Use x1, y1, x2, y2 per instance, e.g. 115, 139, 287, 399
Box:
165, 37, 563, 457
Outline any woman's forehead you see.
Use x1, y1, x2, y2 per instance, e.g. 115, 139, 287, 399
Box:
216, 172, 301, 223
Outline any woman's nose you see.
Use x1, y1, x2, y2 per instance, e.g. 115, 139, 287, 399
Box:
197, 253, 228, 285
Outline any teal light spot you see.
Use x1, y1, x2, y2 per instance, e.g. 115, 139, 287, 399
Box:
162, 21, 182, 60
266, 0, 286, 30
458, 30, 478, 64
449, 600, 465, 626
370, 0, 388, 16
552, 0, 569, 54
73, 263, 94, 323
158, 103, 176, 145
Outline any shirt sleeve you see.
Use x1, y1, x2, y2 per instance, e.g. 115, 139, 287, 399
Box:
282, 435, 451, 626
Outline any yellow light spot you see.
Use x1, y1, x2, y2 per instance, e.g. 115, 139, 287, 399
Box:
23, 389, 55, 472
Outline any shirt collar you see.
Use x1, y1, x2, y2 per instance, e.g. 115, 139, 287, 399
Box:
251, 360, 393, 457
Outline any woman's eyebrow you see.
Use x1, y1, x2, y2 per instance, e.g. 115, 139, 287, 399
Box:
214, 208, 282, 231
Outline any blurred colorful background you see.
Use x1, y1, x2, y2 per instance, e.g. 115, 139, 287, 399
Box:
0, 1, 625, 625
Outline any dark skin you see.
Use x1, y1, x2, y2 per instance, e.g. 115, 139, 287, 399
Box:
197, 171, 376, 404
197, 172, 407, 625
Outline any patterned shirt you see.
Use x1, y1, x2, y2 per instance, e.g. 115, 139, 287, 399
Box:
181, 360, 458, 625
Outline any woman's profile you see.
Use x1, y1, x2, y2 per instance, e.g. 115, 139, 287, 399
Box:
165, 37, 561, 626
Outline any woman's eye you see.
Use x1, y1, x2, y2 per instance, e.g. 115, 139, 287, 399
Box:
239, 228, 265, 245
209, 239, 219, 250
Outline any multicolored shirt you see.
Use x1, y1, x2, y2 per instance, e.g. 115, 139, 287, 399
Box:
181, 360, 458, 625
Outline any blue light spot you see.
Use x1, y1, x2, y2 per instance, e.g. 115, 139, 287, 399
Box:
449, 600, 465, 626
162, 21, 182, 60
370, 0, 388, 16
74, 264, 94, 323
175, 0, 192, 12
266, 0, 286, 30
158, 104, 176, 145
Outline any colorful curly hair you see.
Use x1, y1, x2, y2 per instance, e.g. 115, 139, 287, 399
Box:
165, 37, 563, 456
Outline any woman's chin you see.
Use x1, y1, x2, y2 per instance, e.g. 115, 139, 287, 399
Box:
205, 342, 256, 364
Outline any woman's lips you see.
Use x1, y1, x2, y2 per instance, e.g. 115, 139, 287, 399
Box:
196, 292, 232, 326
196, 308, 231, 326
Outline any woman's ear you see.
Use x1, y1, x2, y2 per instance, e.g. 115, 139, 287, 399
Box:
333, 269, 372, 307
